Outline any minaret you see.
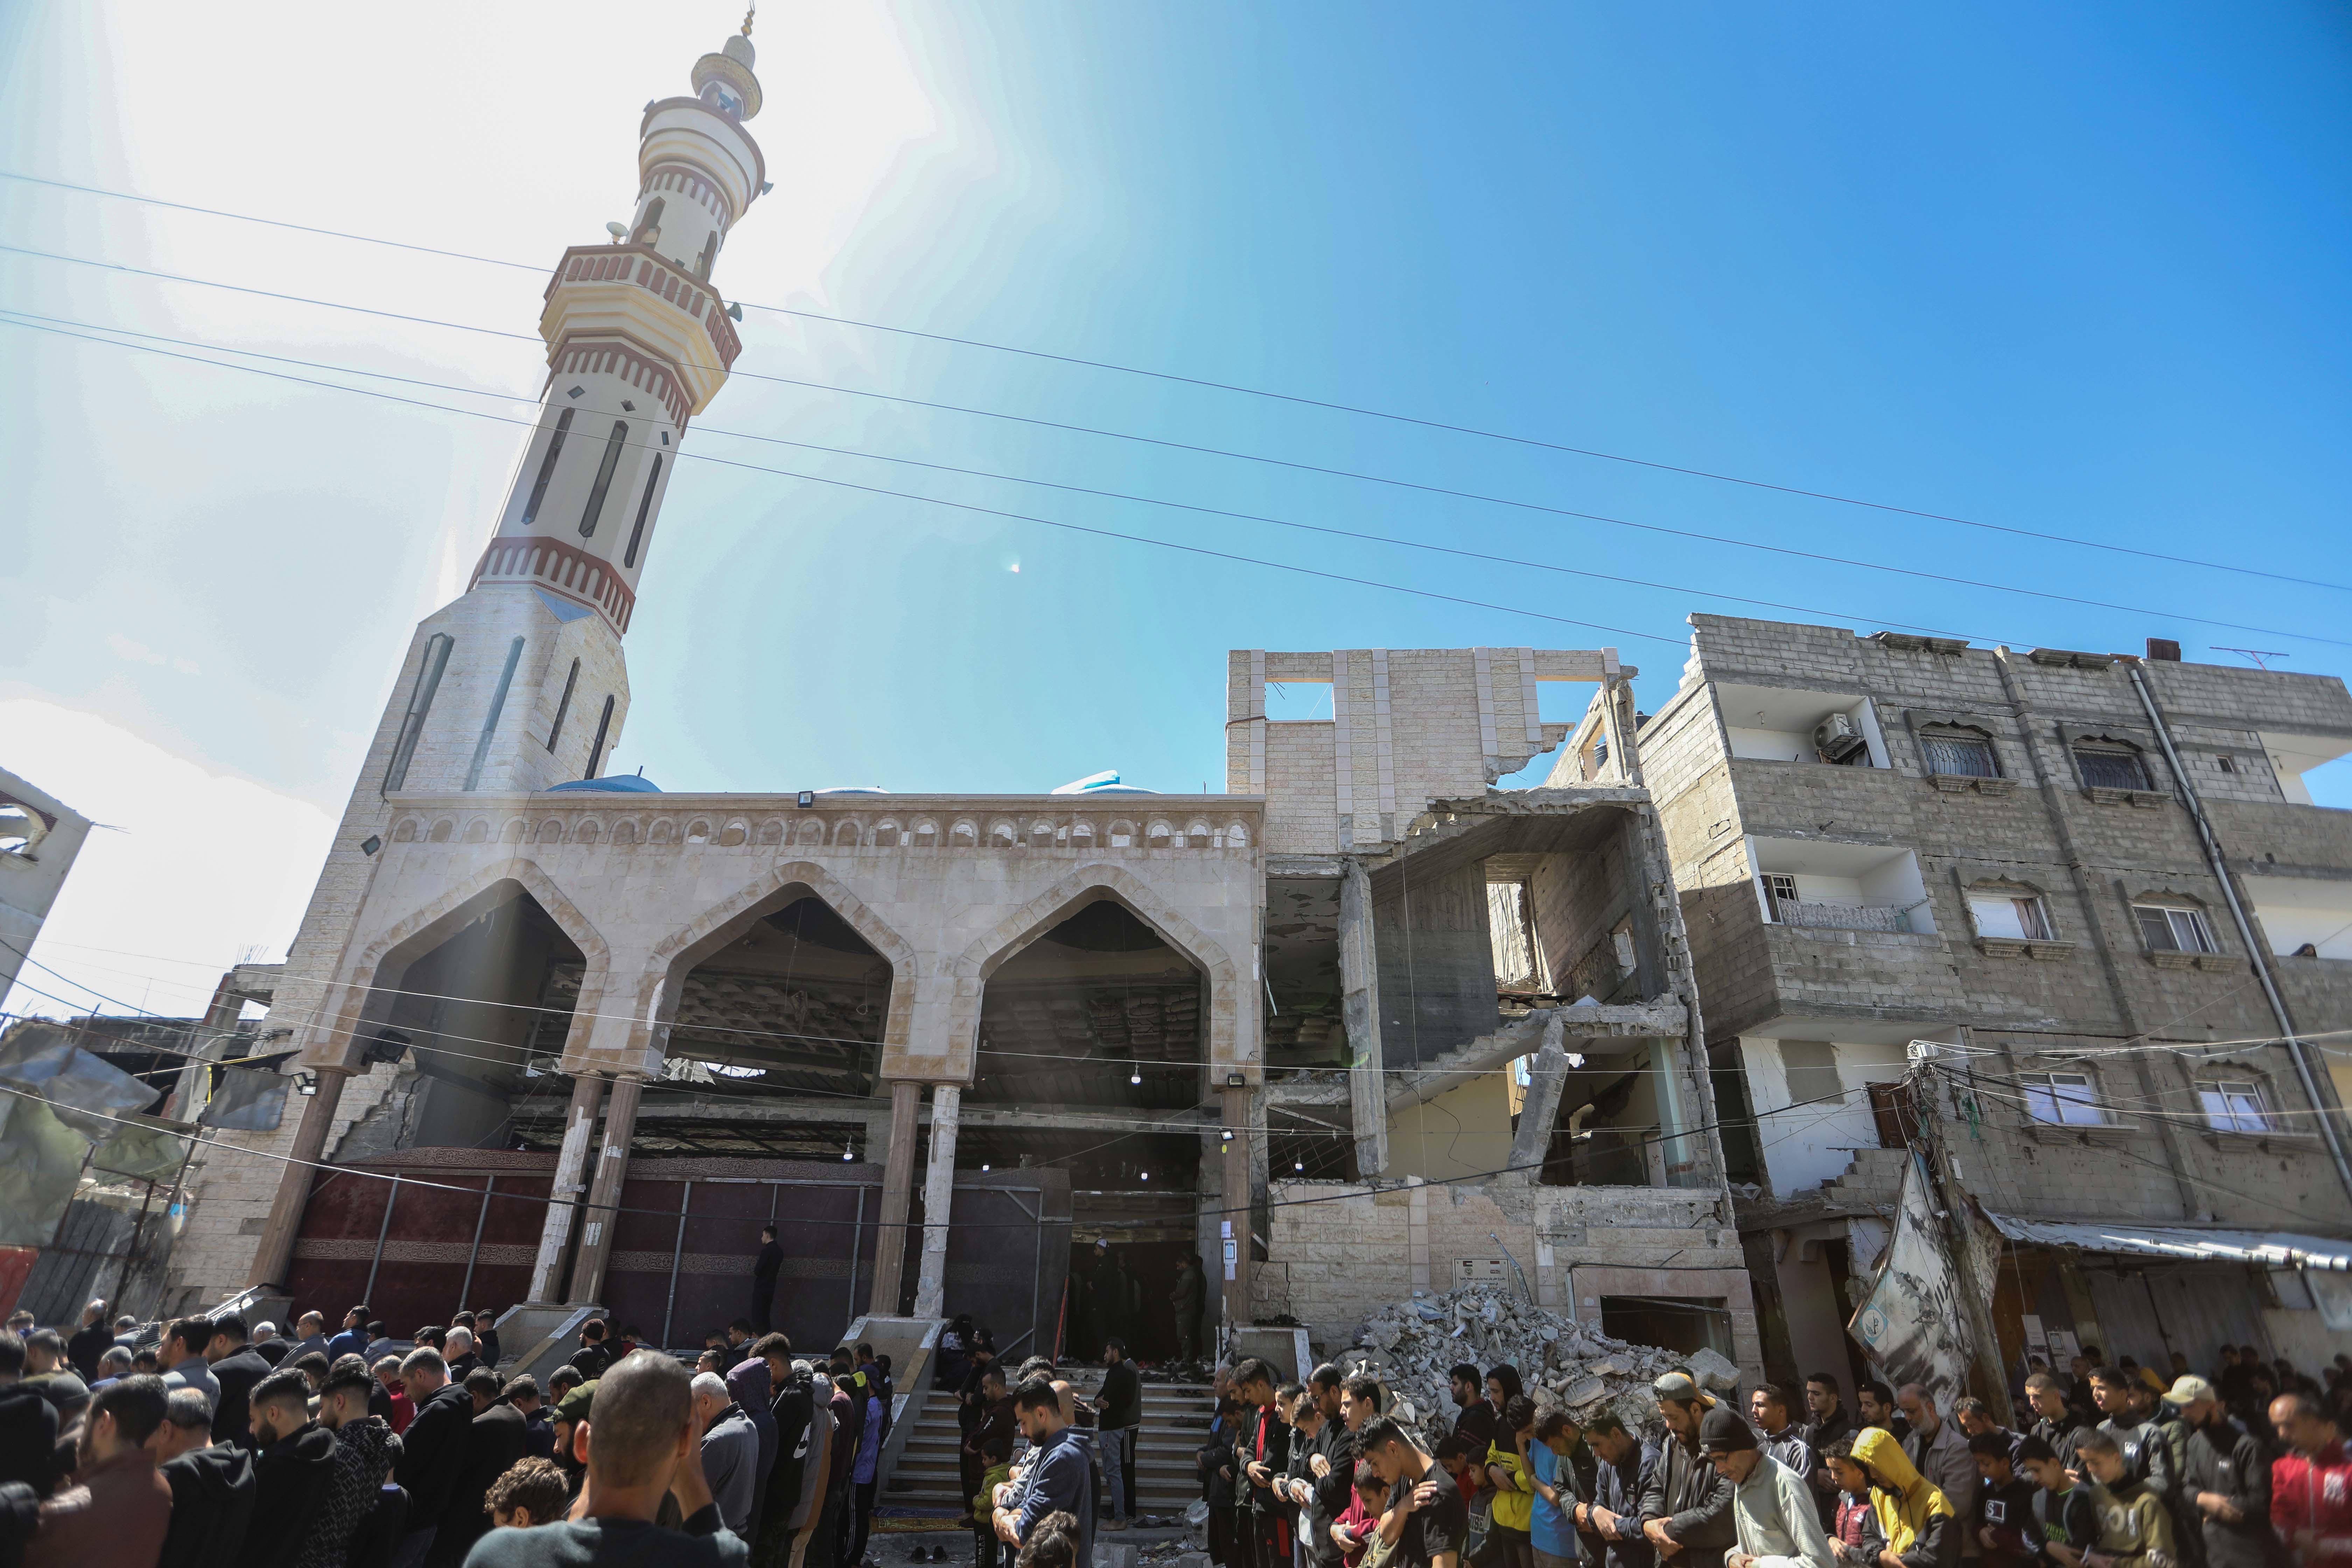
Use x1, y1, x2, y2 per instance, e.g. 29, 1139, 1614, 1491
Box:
217, 23, 770, 1302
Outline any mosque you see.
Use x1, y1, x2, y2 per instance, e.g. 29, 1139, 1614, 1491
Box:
167, 20, 1758, 1384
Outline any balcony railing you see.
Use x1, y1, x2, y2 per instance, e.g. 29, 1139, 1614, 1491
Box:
1773, 898, 1914, 934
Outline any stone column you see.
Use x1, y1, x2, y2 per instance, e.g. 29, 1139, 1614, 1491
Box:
244, 1066, 353, 1290
868, 1080, 922, 1316
565, 1072, 644, 1305
911, 1084, 960, 1318
1219, 1085, 1252, 1329
1506, 1017, 1570, 1181
1337, 859, 1389, 1176
528, 1072, 606, 1303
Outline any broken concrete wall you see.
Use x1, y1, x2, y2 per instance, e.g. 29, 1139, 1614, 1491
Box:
1371, 859, 1499, 1068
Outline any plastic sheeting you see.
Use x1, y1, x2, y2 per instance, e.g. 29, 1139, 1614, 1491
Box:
0, 1031, 157, 1141
1846, 1154, 1976, 1410
1980, 1211, 2352, 1273
198, 1066, 289, 1133
0, 1098, 95, 1248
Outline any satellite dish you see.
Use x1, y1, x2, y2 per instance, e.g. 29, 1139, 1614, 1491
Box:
605, 222, 628, 241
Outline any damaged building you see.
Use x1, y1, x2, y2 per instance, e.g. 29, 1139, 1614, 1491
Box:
150, 22, 1756, 1377
1647, 614, 2352, 1393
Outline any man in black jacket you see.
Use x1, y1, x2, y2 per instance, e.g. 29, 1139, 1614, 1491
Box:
1574, 1412, 1657, 1568
155, 1386, 257, 1568
2171, 1375, 2266, 1568
566, 1319, 615, 1382
204, 1313, 274, 1453
243, 1370, 339, 1568
390, 1348, 474, 1568
315, 1362, 401, 1568
1099, 1338, 1142, 1528
0, 1331, 59, 1498
1302, 1367, 1360, 1568
433, 1367, 526, 1567
1234, 1359, 1287, 1568
2023, 1373, 2090, 1477
63, 1301, 113, 1384
753, 1225, 784, 1335
1639, 1373, 1735, 1563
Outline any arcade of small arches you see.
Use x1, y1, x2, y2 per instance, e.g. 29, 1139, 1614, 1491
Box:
385, 807, 1255, 852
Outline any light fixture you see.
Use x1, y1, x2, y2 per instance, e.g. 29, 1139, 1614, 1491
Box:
981, 1164, 991, 1172
797, 790, 816, 808
1130, 1068, 1142, 1085
1294, 1159, 1305, 1172
841, 1139, 854, 1162
1220, 1129, 1234, 1146
1140, 1170, 1149, 1181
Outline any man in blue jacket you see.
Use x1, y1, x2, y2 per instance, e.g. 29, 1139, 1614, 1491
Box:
993, 1376, 1097, 1568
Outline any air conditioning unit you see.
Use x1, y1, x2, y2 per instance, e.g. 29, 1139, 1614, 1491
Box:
1814, 712, 1868, 762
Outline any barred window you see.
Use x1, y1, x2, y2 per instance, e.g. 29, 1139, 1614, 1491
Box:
2197, 1079, 2270, 1134
2134, 903, 2217, 955
2021, 1071, 2107, 1127
2073, 740, 2152, 791
1921, 728, 1998, 778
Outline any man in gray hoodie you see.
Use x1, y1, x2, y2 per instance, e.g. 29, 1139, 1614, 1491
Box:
995, 1377, 1097, 1568
1706, 1406, 1837, 1568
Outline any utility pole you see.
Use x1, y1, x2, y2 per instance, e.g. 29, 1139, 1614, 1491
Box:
1905, 1047, 2016, 1425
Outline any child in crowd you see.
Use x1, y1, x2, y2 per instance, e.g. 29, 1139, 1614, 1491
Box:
2076, 1430, 2175, 1568
1334, 1460, 1392, 1568
1436, 1435, 1478, 1504
1971, 1431, 2039, 1568
2021, 1435, 2101, 1568
1823, 1437, 1889, 1568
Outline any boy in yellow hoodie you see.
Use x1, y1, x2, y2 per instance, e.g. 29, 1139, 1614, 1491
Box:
1849, 1427, 1960, 1568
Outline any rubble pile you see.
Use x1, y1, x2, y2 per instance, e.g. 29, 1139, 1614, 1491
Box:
1345, 1284, 1737, 1443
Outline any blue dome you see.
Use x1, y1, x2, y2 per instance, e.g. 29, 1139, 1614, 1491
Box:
547, 774, 663, 794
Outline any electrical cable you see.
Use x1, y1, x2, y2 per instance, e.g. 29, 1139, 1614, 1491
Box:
0, 307, 2021, 648
0, 1073, 1872, 1233
0, 310, 1683, 649
6, 931, 1664, 1080
7, 254, 2351, 649
9, 167, 2344, 597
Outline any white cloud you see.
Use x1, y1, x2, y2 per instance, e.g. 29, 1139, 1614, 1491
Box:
0, 700, 334, 1019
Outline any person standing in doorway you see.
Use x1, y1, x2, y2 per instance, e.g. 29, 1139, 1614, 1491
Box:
1172, 1253, 1208, 1367
1100, 1340, 1142, 1531
753, 1226, 784, 1336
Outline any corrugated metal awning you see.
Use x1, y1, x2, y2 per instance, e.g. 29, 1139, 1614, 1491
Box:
1984, 1212, 2352, 1273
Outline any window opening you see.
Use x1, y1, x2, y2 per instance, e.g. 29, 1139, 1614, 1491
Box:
579, 420, 628, 538
624, 455, 663, 568
1968, 892, 2053, 941
2020, 1071, 2106, 1127
1764, 873, 1798, 911
2134, 903, 2217, 955
546, 658, 582, 752
584, 695, 616, 780
463, 637, 526, 791
694, 231, 718, 278
631, 196, 665, 245
2074, 741, 2152, 791
2197, 1080, 2271, 1133
1921, 729, 1998, 778
382, 633, 454, 796
519, 408, 574, 527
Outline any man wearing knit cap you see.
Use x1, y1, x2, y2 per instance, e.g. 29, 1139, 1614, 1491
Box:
1706, 1404, 1839, 1568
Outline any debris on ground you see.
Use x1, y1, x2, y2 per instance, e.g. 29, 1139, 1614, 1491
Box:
1346, 1283, 1738, 1442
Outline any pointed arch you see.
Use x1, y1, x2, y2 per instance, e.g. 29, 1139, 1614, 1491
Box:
947, 862, 1240, 1069
632, 860, 918, 1060
306, 856, 611, 1074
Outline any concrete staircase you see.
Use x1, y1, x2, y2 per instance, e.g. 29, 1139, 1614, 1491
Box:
885, 1375, 1216, 1518
1821, 1147, 1907, 1207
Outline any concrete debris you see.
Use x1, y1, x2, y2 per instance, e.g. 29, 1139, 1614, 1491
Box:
1345, 1283, 1694, 1443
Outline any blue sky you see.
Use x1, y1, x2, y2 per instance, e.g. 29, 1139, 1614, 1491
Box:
4, 1, 2351, 1002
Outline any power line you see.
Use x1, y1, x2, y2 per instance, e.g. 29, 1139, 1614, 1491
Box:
9, 167, 2344, 597
8, 248, 2352, 650
0, 307, 2024, 648
0, 310, 1683, 648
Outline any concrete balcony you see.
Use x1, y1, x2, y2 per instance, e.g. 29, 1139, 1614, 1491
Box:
1772, 897, 1917, 934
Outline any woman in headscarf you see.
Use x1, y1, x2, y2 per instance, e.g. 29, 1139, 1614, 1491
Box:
1850, 1427, 1959, 1568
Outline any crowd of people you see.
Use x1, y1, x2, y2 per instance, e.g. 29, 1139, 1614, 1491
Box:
6, 1281, 2348, 1568
0, 1292, 928, 1568
1195, 1346, 2352, 1568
